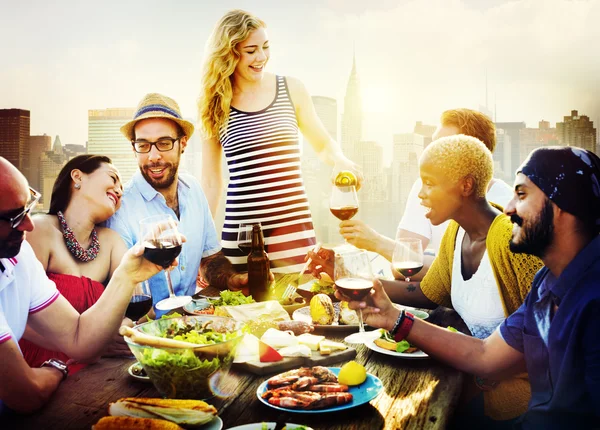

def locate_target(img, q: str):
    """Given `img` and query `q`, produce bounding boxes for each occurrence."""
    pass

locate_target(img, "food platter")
[292,302,363,331]
[184,299,215,316]
[365,337,429,360]
[127,362,151,382]
[256,367,383,414]
[227,423,312,430]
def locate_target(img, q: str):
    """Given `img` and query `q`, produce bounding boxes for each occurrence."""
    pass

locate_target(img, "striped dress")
[219,75,317,273]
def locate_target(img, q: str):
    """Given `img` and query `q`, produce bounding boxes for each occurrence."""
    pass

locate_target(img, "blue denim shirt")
[499,235,600,429]
[105,171,220,316]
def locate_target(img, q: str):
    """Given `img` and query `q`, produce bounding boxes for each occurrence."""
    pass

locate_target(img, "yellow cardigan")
[421,213,543,420]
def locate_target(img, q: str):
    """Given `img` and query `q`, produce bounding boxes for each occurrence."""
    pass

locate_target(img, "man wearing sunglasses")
[105,93,247,316]
[0,157,173,414]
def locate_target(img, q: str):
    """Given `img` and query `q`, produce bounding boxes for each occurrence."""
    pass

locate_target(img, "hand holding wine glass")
[334,250,377,344]
[392,239,424,282]
[139,214,190,311]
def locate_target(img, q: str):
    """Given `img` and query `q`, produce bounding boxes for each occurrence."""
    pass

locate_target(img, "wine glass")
[237,222,260,256]
[125,281,153,322]
[330,185,359,242]
[392,238,424,282]
[334,250,377,344]
[139,214,190,311]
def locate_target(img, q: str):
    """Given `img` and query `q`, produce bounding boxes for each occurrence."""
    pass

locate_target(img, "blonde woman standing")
[198,9,361,274]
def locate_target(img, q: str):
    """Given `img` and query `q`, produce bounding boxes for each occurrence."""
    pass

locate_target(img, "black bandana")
[517,146,600,232]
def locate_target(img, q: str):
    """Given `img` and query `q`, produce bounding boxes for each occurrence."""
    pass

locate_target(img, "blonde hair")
[440,108,496,152]
[421,134,493,198]
[198,10,266,138]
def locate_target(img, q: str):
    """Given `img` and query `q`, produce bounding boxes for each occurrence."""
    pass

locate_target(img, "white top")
[397,178,514,253]
[450,228,505,339]
[0,241,59,414]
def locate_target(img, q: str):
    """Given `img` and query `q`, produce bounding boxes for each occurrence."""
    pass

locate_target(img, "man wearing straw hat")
[106,93,246,315]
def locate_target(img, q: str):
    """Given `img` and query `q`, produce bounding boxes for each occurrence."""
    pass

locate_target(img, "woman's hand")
[339,220,381,251]
[336,279,399,332]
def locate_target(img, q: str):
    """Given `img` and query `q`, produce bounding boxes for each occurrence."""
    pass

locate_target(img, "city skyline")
[2,0,599,155]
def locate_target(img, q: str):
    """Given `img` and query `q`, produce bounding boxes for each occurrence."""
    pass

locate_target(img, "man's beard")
[509,198,554,258]
[0,230,25,258]
[141,160,179,190]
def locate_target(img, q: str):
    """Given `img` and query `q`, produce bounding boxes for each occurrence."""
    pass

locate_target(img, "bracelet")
[393,311,415,342]
[390,310,406,336]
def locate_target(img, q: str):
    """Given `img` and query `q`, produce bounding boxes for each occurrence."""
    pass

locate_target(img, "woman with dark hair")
[19,154,128,370]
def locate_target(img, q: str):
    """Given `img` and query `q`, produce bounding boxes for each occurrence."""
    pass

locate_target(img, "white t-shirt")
[0,241,59,348]
[397,178,513,253]
[0,241,58,414]
[450,227,505,339]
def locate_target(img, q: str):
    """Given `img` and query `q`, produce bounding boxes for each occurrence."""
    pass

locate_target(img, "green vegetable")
[160,312,183,319]
[447,326,459,333]
[209,290,255,307]
[262,424,268,430]
[310,282,335,295]
[395,340,411,353]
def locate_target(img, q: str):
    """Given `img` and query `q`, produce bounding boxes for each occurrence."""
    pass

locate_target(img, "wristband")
[41,358,69,381]
[390,309,406,336]
[393,311,415,342]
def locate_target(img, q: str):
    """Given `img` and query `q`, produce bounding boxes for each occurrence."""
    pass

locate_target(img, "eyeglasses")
[0,187,41,229]
[132,137,181,153]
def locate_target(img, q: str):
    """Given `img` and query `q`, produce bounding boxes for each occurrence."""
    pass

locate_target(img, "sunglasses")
[0,187,42,229]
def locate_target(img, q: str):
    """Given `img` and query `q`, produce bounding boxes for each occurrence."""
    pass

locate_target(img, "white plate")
[127,362,151,382]
[391,304,429,320]
[227,423,311,430]
[202,416,223,430]
[365,335,429,359]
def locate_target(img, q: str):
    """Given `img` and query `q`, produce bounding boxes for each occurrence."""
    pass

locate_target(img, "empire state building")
[341,54,363,163]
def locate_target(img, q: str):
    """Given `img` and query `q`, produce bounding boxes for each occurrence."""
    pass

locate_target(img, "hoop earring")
[74,183,81,189]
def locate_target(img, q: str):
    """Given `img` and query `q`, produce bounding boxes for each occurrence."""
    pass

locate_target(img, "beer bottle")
[247,224,271,301]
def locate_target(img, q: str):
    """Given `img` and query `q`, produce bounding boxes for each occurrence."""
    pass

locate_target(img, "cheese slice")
[278,344,312,358]
[319,339,347,353]
[297,333,325,351]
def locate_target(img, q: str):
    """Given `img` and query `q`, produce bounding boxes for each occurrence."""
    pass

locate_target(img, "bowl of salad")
[125,315,245,400]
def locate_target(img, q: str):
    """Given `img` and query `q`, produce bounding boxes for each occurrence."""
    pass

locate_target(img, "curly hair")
[421,134,493,198]
[198,10,266,138]
[440,108,496,152]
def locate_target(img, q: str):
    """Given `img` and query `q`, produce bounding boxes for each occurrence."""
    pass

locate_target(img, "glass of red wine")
[125,281,153,322]
[334,250,376,344]
[392,238,424,282]
[139,214,190,311]
[237,222,260,257]
[330,185,359,243]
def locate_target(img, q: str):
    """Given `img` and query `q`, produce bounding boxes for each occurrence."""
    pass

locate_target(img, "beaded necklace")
[57,211,100,262]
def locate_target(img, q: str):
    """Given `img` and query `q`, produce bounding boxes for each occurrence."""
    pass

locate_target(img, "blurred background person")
[340,108,512,281]
[198,9,362,274]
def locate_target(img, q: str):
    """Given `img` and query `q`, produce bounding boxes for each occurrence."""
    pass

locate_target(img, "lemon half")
[338,360,367,386]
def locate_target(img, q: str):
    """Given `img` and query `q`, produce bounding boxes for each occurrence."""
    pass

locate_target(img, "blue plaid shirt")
[105,171,220,316]
[499,235,600,428]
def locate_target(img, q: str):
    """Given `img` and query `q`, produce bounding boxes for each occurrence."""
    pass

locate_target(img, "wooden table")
[2,308,466,430]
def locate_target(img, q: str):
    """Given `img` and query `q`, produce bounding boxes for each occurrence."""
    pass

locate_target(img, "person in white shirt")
[0,157,172,415]
[338,108,512,281]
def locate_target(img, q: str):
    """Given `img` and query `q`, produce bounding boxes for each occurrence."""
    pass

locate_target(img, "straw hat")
[120,93,195,141]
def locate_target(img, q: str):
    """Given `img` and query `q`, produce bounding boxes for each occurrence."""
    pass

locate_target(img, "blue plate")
[256,367,383,414]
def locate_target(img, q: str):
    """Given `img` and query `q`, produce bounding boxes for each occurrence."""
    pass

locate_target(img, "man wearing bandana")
[341,146,600,428]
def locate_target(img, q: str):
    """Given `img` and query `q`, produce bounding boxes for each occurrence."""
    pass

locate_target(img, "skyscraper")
[88,108,136,183]
[341,55,362,163]
[556,110,597,153]
[391,133,424,210]
[301,96,339,243]
[519,120,558,162]
[414,121,437,148]
[495,121,526,177]
[28,134,52,191]
[0,109,30,178]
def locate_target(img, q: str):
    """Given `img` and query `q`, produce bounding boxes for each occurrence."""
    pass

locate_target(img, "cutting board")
[234,346,357,376]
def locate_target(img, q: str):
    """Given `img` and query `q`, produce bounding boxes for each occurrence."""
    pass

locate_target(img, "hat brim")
[120,112,195,141]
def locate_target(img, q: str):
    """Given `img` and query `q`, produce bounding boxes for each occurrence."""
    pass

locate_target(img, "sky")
[1,0,599,155]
